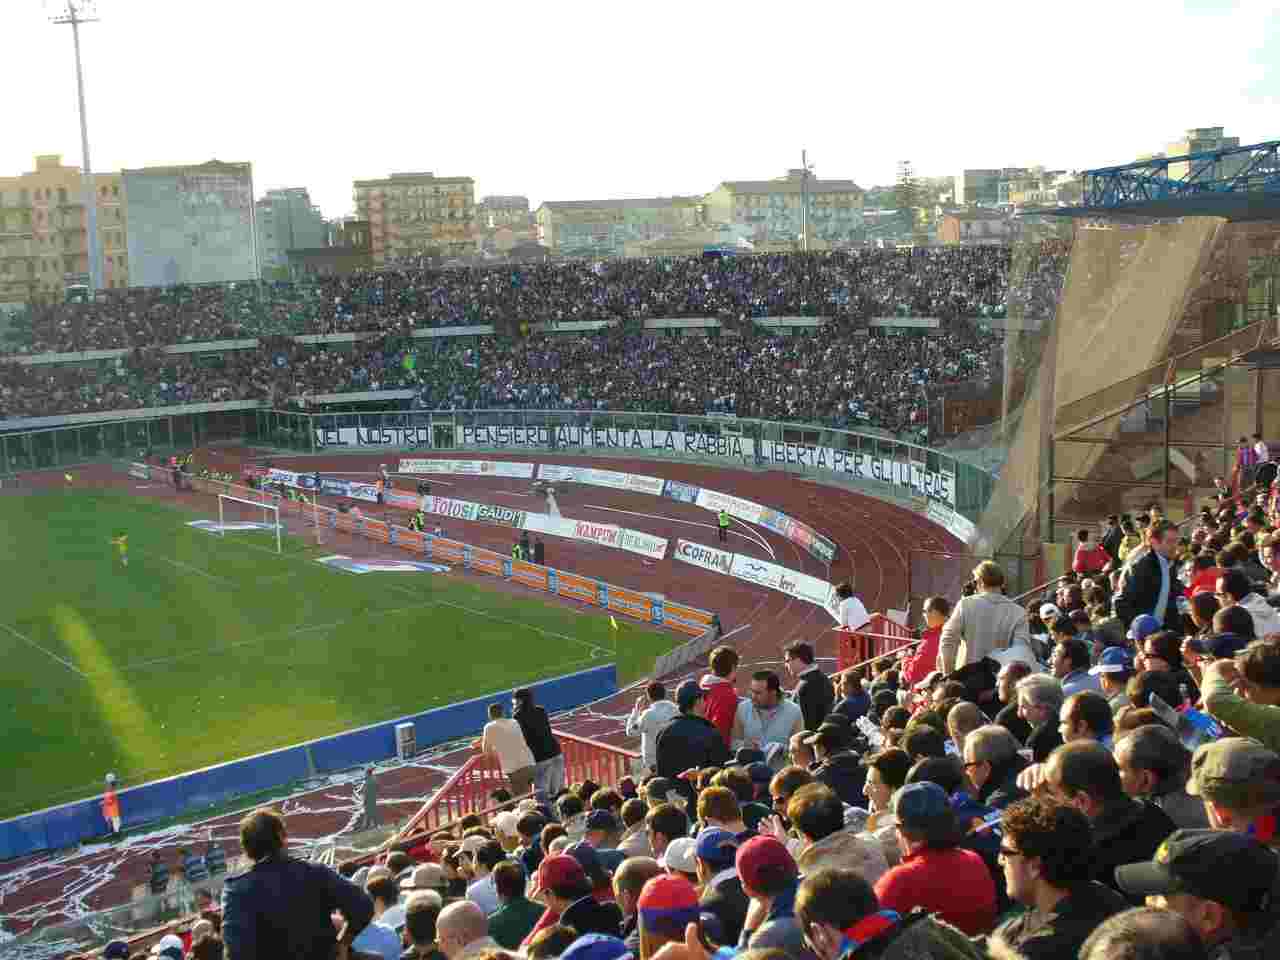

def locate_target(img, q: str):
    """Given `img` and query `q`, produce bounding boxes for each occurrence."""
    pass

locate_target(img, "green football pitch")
[0,489,678,819]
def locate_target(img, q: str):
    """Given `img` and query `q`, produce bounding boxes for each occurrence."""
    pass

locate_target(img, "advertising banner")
[511,561,549,590]
[557,571,598,605]
[385,490,423,511]
[608,586,652,621]
[398,459,535,479]
[662,479,701,504]
[926,502,979,546]
[695,488,766,525]
[673,539,735,576]
[470,549,504,576]
[757,441,956,507]
[463,425,754,460]
[474,503,527,528]
[429,538,466,564]
[128,462,151,480]
[346,482,380,503]
[422,496,479,521]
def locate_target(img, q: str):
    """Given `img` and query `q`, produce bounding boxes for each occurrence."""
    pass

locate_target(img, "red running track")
[0,450,962,948]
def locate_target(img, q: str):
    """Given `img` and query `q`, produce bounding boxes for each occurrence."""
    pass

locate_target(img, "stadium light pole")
[799,149,813,254]
[50,0,102,297]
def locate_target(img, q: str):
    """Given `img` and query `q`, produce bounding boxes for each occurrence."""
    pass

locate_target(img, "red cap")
[735,835,797,892]
[536,853,587,892]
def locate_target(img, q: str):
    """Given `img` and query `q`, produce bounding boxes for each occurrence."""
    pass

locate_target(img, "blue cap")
[695,827,739,868]
[892,781,950,826]
[103,942,130,960]
[560,933,633,960]
[565,840,605,880]
[1128,614,1161,642]
[948,790,996,828]
[676,679,704,711]
[1090,646,1135,675]
[1188,632,1250,660]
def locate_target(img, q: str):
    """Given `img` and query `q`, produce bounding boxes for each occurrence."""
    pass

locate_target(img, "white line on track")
[0,622,87,677]
[720,623,751,641]
[728,516,774,559]
[581,504,775,559]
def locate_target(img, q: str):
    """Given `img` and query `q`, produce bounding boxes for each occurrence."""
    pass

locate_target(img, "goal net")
[218,494,282,554]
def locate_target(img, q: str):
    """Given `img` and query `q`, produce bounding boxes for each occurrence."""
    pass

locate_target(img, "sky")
[3,0,1277,220]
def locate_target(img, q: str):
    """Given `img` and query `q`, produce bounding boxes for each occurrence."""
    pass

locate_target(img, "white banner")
[926,502,979,546]
[463,426,754,460]
[756,441,956,507]
[316,426,432,447]
[537,463,666,497]
[398,458,535,479]
[569,518,668,560]
[695,488,766,525]
[672,541,840,623]
[128,462,151,480]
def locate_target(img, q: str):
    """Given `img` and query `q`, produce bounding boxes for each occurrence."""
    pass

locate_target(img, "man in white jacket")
[937,560,1031,676]
[626,681,679,775]
[1218,569,1280,639]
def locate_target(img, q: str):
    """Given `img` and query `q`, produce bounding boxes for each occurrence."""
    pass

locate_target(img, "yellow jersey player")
[111,533,128,567]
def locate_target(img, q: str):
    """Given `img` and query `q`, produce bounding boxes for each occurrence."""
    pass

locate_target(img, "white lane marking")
[580,504,775,558]
[720,623,752,641]
[0,622,87,678]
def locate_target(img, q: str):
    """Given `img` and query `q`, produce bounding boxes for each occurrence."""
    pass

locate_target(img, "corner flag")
[64,473,73,484]
[610,616,619,631]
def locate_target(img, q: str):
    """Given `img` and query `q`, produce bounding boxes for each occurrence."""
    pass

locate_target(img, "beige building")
[477,195,530,229]
[0,154,127,303]
[703,170,864,246]
[535,198,702,255]
[353,171,477,262]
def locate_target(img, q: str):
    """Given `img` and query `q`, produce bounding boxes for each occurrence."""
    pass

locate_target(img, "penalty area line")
[0,622,87,678]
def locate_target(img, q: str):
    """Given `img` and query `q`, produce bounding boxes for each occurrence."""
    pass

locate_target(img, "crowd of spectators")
[91,476,1280,960]
[4,246,1066,355]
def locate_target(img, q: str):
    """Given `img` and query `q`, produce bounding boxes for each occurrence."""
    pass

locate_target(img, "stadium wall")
[0,663,615,860]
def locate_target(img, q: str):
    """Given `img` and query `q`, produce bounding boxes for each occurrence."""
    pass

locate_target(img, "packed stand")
[111,492,1280,960]
[4,246,1066,355]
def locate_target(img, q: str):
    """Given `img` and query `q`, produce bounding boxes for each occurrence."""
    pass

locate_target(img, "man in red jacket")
[700,646,740,747]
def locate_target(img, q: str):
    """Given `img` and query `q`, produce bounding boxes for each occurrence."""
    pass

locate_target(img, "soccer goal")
[218,494,282,554]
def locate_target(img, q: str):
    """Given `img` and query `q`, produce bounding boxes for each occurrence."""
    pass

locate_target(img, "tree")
[895,160,921,231]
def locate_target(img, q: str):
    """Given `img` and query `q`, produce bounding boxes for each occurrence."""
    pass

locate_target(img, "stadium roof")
[1034,192,1280,222]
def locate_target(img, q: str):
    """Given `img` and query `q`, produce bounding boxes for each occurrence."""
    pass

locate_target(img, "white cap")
[1039,603,1061,622]
[660,836,698,874]
[152,934,184,954]
[494,811,519,837]
[460,834,489,855]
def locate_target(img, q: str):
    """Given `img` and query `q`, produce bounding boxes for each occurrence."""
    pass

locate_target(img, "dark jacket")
[1101,525,1123,561]
[794,667,835,731]
[832,691,871,724]
[513,702,561,762]
[813,751,868,808]
[1114,552,1185,632]
[977,754,1029,811]
[222,855,374,960]
[701,874,749,947]
[1091,798,1176,897]
[991,881,1130,960]
[488,896,545,950]
[656,713,730,784]
[560,895,622,938]
[994,702,1033,744]
[1026,720,1064,765]
[835,909,982,960]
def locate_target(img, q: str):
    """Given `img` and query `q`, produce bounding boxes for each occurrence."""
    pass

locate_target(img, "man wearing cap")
[1202,641,1280,753]
[222,808,374,960]
[533,854,622,940]
[731,670,803,767]
[1186,737,1280,846]
[987,796,1128,960]
[789,783,888,886]
[1092,646,1136,715]
[655,680,730,797]
[873,781,996,936]
[1116,830,1280,958]
[583,810,627,874]
[695,827,748,946]
[613,857,662,952]
[659,836,699,883]
[805,724,867,808]
[150,934,184,960]
[487,861,542,949]
[626,681,679,776]
[637,873,703,958]
[402,863,447,897]
[1114,726,1208,830]
[1115,521,1185,633]
[102,941,130,960]
[734,834,808,954]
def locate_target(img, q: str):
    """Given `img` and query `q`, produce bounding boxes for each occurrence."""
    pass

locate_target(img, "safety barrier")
[187,473,717,637]
[0,664,615,861]
[835,614,917,672]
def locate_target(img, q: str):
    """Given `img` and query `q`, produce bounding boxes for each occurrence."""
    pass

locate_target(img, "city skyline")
[2,0,1276,220]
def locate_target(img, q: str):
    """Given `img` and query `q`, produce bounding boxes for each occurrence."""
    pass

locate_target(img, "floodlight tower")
[50,0,102,296]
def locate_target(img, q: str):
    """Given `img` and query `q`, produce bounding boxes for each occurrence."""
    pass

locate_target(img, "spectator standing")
[1115,521,1186,633]
[101,774,121,837]
[487,861,543,949]
[149,850,170,897]
[655,681,730,794]
[359,766,379,830]
[938,561,1030,703]
[476,703,536,797]
[1074,530,1111,575]
[988,796,1128,960]
[873,782,997,936]
[626,682,679,775]
[512,688,564,801]
[785,642,834,731]
[221,808,374,960]
[795,867,983,960]
[700,646,741,747]
[718,509,730,543]
[731,670,803,764]
[834,582,870,631]
[1102,515,1124,562]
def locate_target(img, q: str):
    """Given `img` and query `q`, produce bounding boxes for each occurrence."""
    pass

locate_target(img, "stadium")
[5,7,1280,958]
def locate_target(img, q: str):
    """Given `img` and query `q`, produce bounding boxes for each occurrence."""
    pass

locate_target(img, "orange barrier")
[835,613,916,672]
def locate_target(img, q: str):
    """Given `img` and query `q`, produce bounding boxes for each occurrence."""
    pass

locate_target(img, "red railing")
[834,613,917,673]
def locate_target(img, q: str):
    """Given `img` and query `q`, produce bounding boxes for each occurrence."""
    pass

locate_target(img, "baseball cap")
[645,777,676,801]
[892,782,950,828]
[460,834,489,855]
[1186,738,1280,809]
[675,680,704,711]
[494,810,520,837]
[560,934,633,960]
[401,863,446,890]
[694,827,739,869]
[536,853,587,893]
[1089,646,1134,676]
[1187,632,1250,660]
[103,942,130,960]
[151,935,184,957]
[637,873,701,935]
[804,723,851,753]
[585,809,621,834]
[660,836,698,874]
[746,762,774,785]
[1039,603,1061,623]
[565,841,608,881]
[1115,830,1280,913]
[1128,614,1161,642]
[735,835,796,892]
